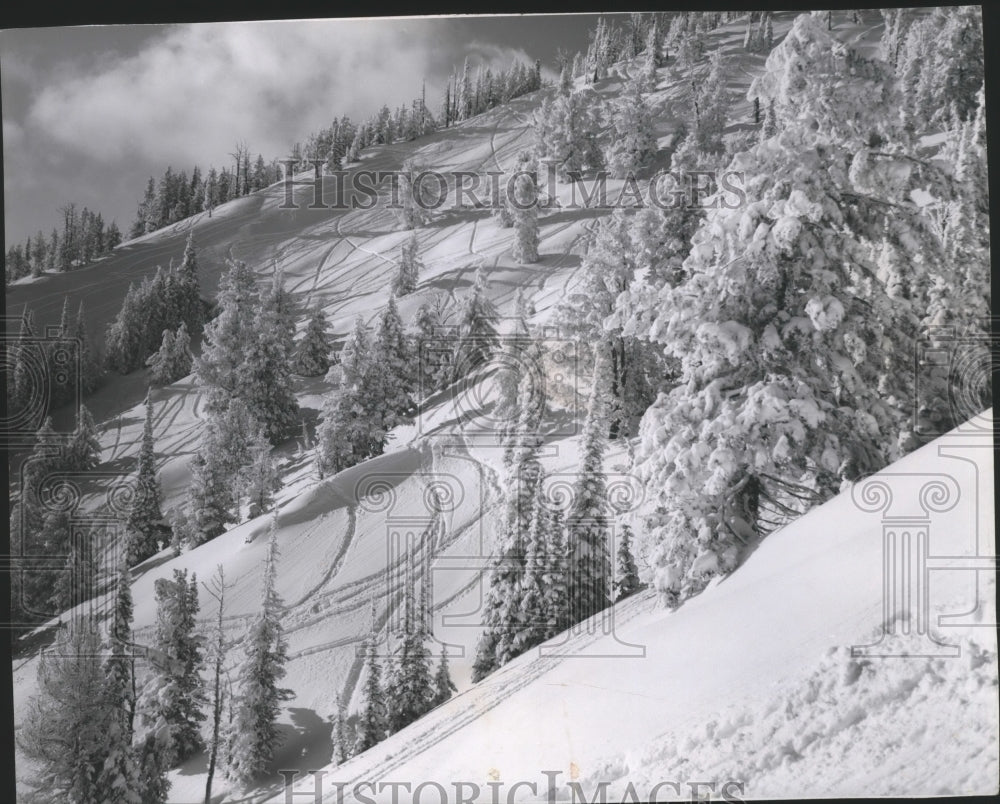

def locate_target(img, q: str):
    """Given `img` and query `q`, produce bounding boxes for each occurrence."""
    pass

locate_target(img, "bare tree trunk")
[203,566,230,804]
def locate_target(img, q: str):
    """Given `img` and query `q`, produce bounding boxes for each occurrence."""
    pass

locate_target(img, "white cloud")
[3,120,24,150]
[24,20,447,168]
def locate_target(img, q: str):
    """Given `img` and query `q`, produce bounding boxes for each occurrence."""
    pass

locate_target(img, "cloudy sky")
[2,14,600,247]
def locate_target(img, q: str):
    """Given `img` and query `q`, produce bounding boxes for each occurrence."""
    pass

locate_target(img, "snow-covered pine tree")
[354,634,387,753]
[125,393,164,566]
[17,621,116,804]
[97,565,142,803]
[69,300,102,393]
[691,47,728,156]
[132,699,173,804]
[473,352,546,677]
[68,404,102,471]
[559,61,573,95]
[632,14,942,607]
[899,7,983,128]
[241,430,279,518]
[533,88,605,181]
[146,322,193,385]
[385,568,433,733]
[294,305,332,376]
[194,257,258,404]
[186,450,235,544]
[195,258,299,444]
[490,168,515,228]
[261,265,298,362]
[150,569,207,762]
[315,317,386,475]
[104,281,145,374]
[541,505,570,639]
[176,232,204,336]
[564,350,613,625]
[511,152,540,264]
[431,646,457,707]
[331,693,350,765]
[372,293,417,427]
[412,292,451,395]
[49,514,97,612]
[453,269,500,381]
[612,522,641,601]
[512,479,550,654]
[605,78,657,178]
[391,232,422,296]
[641,27,659,92]
[557,207,648,437]
[396,158,430,230]
[225,515,292,788]
[494,290,532,455]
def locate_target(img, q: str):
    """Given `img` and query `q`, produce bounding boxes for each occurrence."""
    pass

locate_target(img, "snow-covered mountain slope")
[11,9,994,804]
[270,415,995,803]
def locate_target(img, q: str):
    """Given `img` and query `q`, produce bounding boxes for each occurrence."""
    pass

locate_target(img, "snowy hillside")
[272,413,997,802]
[8,8,995,804]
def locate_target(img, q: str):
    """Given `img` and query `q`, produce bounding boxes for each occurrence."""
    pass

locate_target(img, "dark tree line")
[130,149,284,238]
[6,203,122,284]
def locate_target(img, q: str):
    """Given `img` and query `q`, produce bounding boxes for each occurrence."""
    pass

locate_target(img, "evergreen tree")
[453,270,500,379]
[431,646,457,707]
[49,516,97,613]
[371,293,416,429]
[261,265,298,361]
[612,523,641,601]
[632,15,936,607]
[225,516,292,788]
[186,450,235,544]
[150,569,207,762]
[605,79,657,178]
[641,26,660,91]
[241,430,279,517]
[559,61,573,95]
[331,694,350,765]
[691,48,728,155]
[146,322,193,386]
[17,622,116,804]
[557,208,641,437]
[294,306,332,376]
[195,258,299,443]
[68,404,102,471]
[391,232,422,296]
[513,481,551,654]
[104,282,145,374]
[316,319,377,476]
[176,234,204,335]
[541,507,570,639]
[354,634,387,753]
[534,88,605,181]
[412,293,451,394]
[385,570,433,733]
[396,158,430,230]
[564,350,613,625]
[125,394,164,566]
[511,153,540,264]
[491,172,515,228]
[70,300,102,393]
[97,565,141,803]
